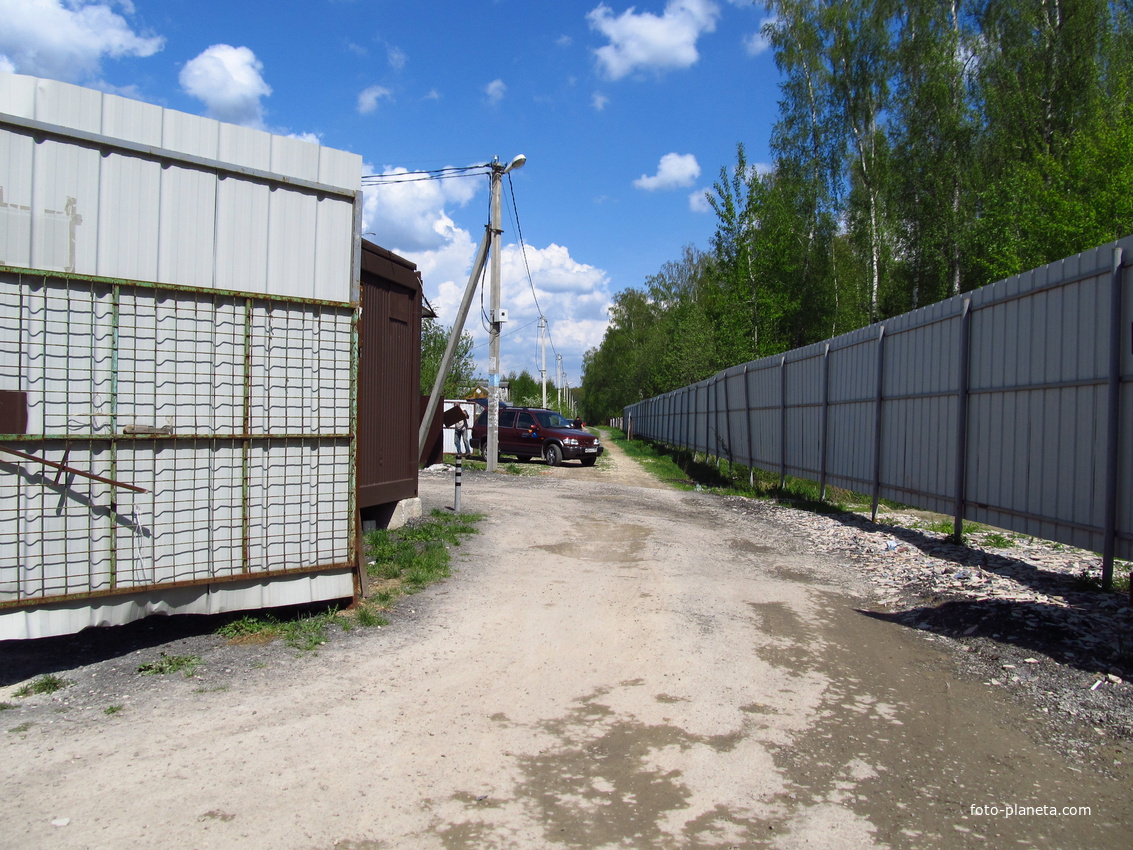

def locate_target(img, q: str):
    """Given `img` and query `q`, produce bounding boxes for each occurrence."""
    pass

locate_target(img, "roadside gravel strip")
[725,496,1133,754]
[1,437,1130,849]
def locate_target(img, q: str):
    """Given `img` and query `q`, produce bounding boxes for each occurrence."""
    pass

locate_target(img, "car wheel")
[580,456,596,467]
[544,443,563,467]
[515,454,532,462]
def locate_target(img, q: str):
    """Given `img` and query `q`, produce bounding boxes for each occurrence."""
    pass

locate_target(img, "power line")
[504,173,562,364]
[361,164,490,185]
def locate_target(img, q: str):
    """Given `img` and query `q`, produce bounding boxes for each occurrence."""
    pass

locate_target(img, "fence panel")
[626,236,1133,568]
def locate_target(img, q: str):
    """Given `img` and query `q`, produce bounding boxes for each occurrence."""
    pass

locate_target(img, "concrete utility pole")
[417,154,524,465]
[486,154,525,473]
[556,354,563,410]
[539,316,547,409]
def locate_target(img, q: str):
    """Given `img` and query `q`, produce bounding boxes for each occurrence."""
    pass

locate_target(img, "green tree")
[420,317,475,398]
[969,0,1133,282]
[888,0,977,308]
[507,370,541,406]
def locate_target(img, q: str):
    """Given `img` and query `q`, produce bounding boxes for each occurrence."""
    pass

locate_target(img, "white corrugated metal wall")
[626,236,1132,568]
[0,73,363,639]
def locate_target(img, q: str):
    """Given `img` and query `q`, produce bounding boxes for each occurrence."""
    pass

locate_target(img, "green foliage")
[981,532,1014,549]
[104,705,124,715]
[14,675,70,697]
[581,0,1133,423]
[355,606,389,628]
[216,608,339,651]
[507,370,543,406]
[365,509,482,603]
[421,317,476,398]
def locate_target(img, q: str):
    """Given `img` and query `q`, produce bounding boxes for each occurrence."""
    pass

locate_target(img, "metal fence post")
[871,325,887,522]
[820,343,830,501]
[1103,247,1125,590]
[742,365,754,486]
[952,298,973,541]
[779,355,788,491]
[723,370,733,477]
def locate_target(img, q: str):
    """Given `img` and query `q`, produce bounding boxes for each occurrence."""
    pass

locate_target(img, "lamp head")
[504,154,527,173]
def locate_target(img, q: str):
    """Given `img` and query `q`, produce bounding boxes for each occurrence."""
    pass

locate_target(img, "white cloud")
[0,0,163,83]
[179,44,271,129]
[587,0,719,80]
[591,92,609,111]
[744,17,776,56]
[287,131,321,145]
[556,35,573,48]
[360,164,611,380]
[387,45,407,71]
[485,78,507,104]
[357,84,392,114]
[0,55,16,74]
[634,152,701,191]
[361,164,482,254]
[688,188,711,213]
[489,243,611,379]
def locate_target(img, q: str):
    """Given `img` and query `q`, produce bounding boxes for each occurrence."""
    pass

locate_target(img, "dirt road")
[1,438,1130,848]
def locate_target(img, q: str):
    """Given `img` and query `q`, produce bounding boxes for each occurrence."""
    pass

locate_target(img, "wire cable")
[504,173,563,363]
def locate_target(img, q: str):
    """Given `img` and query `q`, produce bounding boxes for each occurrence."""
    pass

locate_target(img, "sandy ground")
[1,439,1130,849]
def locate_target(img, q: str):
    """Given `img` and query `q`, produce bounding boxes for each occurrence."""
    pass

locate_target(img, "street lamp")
[486,154,526,472]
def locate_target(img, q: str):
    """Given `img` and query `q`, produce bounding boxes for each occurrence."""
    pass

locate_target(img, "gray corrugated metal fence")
[625,236,1132,576]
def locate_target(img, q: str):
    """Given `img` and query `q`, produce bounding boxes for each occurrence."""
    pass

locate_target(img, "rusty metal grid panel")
[0,270,355,634]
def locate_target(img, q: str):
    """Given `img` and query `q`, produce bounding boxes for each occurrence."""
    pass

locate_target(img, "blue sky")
[0,0,782,386]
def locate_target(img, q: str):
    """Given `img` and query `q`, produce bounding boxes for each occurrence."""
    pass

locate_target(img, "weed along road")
[2,440,1130,848]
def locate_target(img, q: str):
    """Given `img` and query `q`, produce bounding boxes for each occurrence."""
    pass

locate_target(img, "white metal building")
[0,72,366,640]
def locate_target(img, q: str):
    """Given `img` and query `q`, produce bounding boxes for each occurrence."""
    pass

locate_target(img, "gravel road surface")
[1,438,1130,848]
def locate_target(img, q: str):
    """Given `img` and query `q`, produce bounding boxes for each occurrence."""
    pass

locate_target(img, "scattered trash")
[884,539,898,551]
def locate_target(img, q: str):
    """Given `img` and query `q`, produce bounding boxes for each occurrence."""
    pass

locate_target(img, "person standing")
[452,406,471,455]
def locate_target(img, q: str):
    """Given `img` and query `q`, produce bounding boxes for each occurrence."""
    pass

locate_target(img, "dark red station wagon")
[470,406,603,466]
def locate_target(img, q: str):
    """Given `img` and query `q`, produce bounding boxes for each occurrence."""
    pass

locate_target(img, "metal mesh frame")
[0,268,356,609]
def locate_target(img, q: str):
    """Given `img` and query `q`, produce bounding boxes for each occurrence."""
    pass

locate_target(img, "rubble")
[723,495,1133,753]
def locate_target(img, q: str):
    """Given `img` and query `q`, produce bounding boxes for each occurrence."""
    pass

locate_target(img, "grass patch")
[7,722,32,734]
[104,704,124,715]
[364,509,482,609]
[604,428,855,513]
[1074,565,1133,594]
[215,608,339,651]
[14,674,70,698]
[981,531,1015,548]
[355,606,389,628]
[0,702,15,711]
[137,652,200,677]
